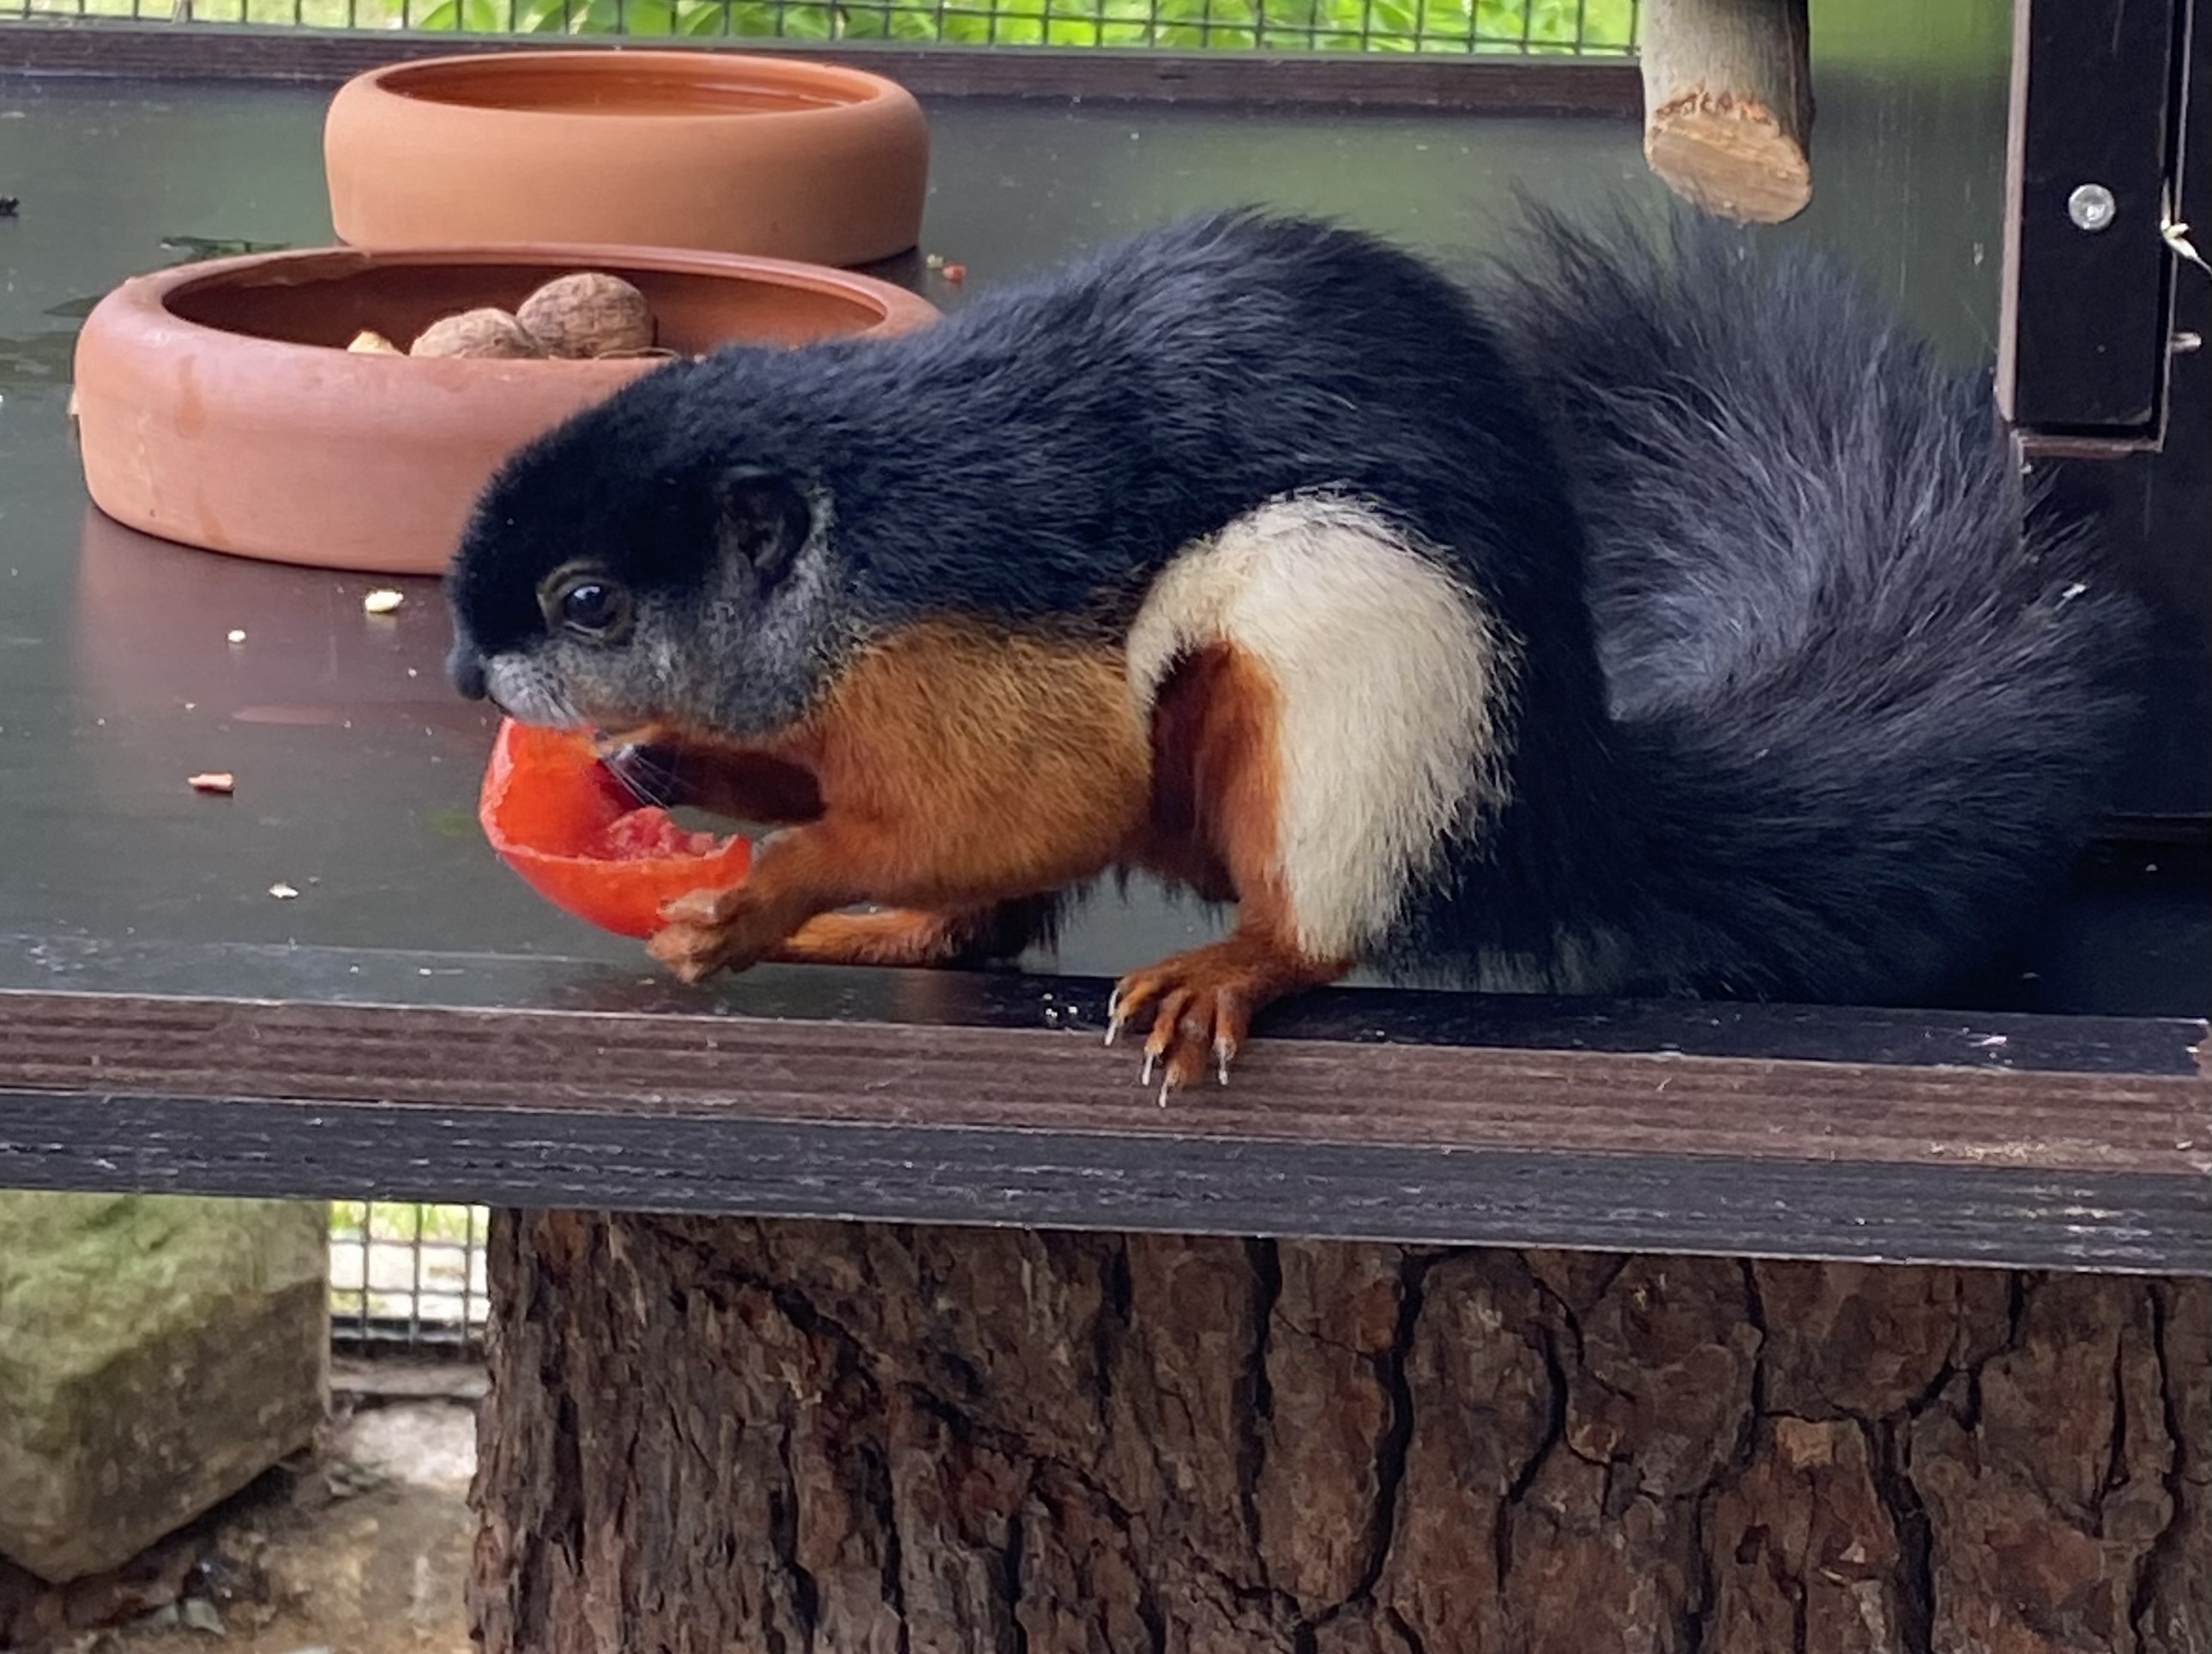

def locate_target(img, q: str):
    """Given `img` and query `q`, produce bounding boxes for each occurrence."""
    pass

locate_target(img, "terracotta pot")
[324,50,931,269]
[73,244,938,577]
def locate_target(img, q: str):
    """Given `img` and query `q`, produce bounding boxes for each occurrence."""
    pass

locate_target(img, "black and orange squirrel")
[444,201,2143,1094]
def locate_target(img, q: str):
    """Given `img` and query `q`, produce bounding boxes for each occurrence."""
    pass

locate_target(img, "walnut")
[409,308,547,359]
[515,272,656,359]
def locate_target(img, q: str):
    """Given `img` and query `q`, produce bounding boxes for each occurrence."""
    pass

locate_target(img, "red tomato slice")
[477,717,752,939]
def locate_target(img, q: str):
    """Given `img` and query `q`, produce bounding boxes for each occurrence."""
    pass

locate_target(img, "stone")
[0,1192,328,1582]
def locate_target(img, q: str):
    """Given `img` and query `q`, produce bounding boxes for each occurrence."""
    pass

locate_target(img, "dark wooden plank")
[0,21,1646,114]
[1,986,2205,1273]
[1998,0,2184,434]
[2,989,2205,1175]
[4,934,2204,1076]
[0,1089,2201,1273]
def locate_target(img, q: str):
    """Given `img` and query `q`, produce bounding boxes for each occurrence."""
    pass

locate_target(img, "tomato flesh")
[476,718,752,939]
[597,808,726,861]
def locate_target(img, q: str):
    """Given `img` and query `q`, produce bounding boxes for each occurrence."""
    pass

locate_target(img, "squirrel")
[444,200,2143,1096]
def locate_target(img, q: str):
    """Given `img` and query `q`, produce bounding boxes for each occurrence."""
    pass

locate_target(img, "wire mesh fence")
[5,0,1637,54]
[328,1200,490,1352]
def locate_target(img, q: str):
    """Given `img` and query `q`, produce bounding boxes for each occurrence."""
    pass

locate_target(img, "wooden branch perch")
[1640,0,1815,224]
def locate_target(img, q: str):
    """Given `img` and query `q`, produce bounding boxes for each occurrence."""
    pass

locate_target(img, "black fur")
[1451,202,2144,1000]
[447,201,2143,1006]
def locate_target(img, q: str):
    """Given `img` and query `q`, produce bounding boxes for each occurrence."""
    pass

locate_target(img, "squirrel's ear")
[714,468,813,584]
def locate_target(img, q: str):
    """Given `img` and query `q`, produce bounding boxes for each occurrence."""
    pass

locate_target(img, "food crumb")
[942,263,967,285]
[268,881,299,900]
[925,252,945,270]
[363,588,405,615]
[188,771,235,795]
[226,628,247,644]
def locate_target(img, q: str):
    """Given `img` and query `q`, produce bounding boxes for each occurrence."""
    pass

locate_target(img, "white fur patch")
[1125,493,1517,963]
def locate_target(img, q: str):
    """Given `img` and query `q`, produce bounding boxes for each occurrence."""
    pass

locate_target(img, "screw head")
[2068,184,2118,232]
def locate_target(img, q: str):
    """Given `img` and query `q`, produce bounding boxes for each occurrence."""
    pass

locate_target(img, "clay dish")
[73,243,937,576]
[325,50,931,269]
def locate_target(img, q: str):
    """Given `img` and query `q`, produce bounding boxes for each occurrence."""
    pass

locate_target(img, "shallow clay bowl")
[325,50,930,269]
[73,243,938,576]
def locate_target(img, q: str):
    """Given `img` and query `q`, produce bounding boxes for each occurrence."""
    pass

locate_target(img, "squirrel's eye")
[547,576,631,640]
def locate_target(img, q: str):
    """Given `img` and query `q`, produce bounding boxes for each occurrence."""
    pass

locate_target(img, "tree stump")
[470,1211,2209,1653]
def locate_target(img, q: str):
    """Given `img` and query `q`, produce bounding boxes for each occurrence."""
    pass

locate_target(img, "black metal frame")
[1999,0,2193,441]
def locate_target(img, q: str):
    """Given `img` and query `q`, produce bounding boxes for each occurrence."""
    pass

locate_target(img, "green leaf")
[714,0,781,32]
[416,0,510,27]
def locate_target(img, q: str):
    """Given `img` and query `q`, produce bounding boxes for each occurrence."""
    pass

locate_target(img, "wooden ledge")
[1,938,2203,1275]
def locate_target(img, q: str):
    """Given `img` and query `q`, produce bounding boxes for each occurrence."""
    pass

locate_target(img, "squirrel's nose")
[448,643,489,702]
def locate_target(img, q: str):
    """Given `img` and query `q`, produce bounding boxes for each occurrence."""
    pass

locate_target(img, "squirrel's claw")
[1109,953,1262,1099]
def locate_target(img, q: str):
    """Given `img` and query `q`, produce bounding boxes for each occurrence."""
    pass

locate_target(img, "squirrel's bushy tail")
[1482,200,2144,1002]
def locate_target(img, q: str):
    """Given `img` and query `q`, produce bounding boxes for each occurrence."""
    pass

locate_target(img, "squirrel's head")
[444,361,846,743]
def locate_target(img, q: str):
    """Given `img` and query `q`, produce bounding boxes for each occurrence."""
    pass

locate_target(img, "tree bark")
[470,1212,2209,1654]
[1639,0,1815,223]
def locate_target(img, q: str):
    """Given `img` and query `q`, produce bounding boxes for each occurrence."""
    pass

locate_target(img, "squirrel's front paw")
[647,886,781,982]
[1106,936,1344,1102]
[1106,946,1266,1102]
